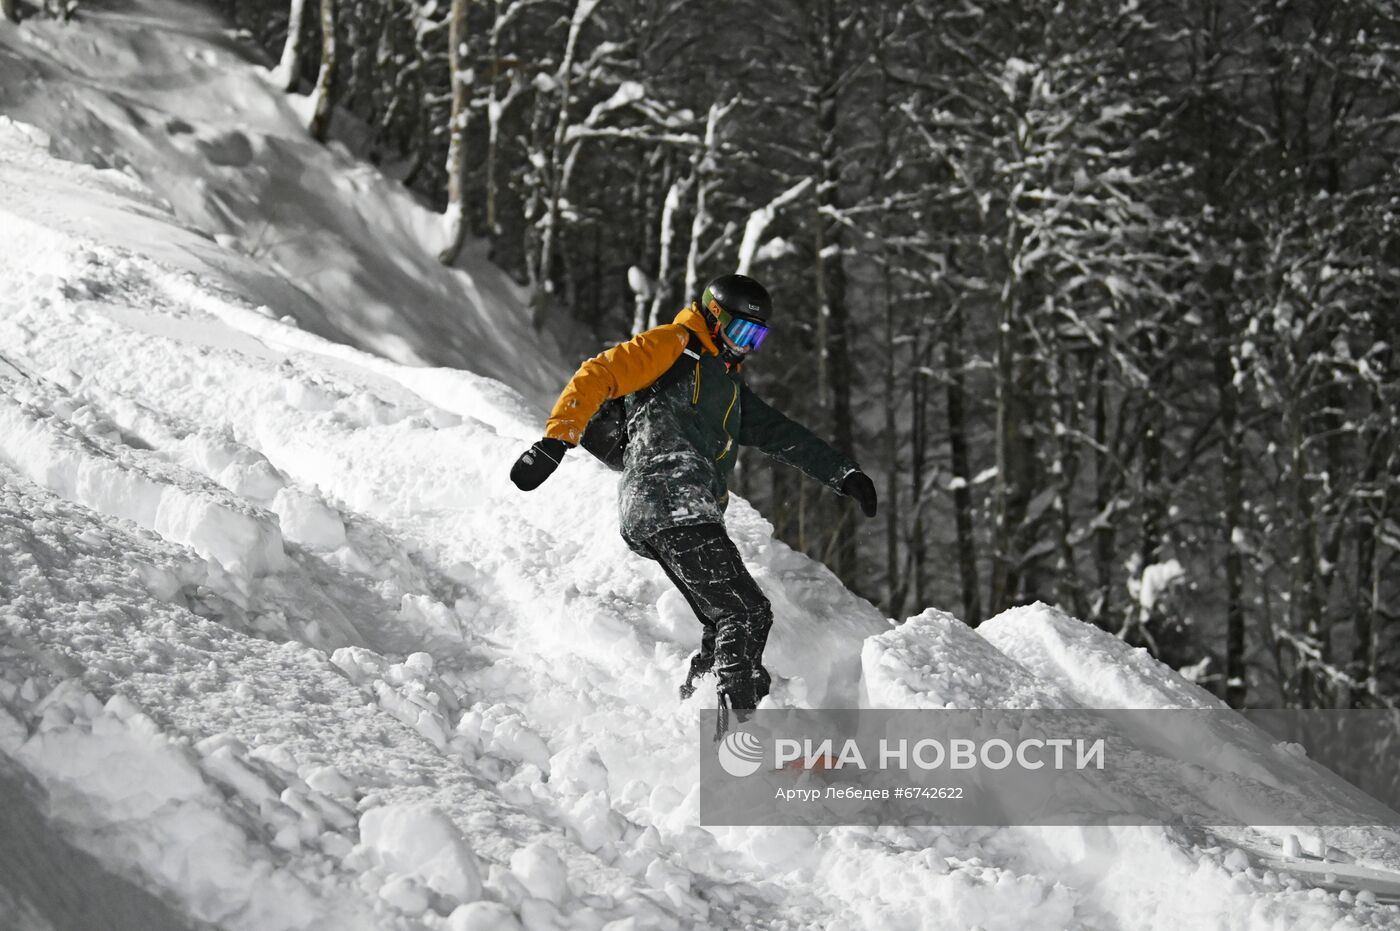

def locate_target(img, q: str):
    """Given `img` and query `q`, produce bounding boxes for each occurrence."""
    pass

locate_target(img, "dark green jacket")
[582,306,859,554]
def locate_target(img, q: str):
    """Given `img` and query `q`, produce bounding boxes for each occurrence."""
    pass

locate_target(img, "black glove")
[841,470,878,518]
[510,438,570,491]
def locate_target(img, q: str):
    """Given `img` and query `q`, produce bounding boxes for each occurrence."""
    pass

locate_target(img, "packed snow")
[3,3,1400,930]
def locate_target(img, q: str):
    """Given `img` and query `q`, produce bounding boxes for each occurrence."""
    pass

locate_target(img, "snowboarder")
[510,274,877,731]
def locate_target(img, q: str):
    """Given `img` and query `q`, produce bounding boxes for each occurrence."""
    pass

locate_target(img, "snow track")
[0,380,289,577]
[2,6,1400,928]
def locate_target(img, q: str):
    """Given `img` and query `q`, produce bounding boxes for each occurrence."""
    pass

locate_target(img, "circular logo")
[717,729,765,778]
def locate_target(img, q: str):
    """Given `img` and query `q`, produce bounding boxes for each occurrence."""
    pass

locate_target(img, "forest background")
[18,0,1396,713]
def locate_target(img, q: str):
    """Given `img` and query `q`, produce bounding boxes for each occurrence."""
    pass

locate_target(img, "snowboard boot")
[714,676,761,741]
[679,649,715,700]
[681,654,764,704]
[752,662,771,703]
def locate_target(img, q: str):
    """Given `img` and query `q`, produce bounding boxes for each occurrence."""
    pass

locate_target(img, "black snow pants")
[643,523,773,710]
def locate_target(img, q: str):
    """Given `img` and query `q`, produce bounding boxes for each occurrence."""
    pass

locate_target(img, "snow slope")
[3,4,1400,930]
[0,0,569,409]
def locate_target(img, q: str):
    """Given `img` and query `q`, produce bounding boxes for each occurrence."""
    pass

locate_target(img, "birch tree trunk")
[909,353,930,611]
[1139,388,1165,623]
[273,0,310,91]
[438,0,471,264]
[989,264,1024,613]
[1209,280,1247,708]
[811,1,856,580]
[307,0,338,143]
[481,9,528,238]
[1091,358,1116,627]
[1353,478,1378,707]
[879,259,899,615]
[647,174,687,327]
[1352,328,1393,706]
[485,74,502,236]
[944,299,982,625]
[532,0,598,323]
[484,0,510,237]
[683,101,732,301]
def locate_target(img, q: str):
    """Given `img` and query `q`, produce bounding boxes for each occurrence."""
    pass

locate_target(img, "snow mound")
[979,602,1400,868]
[357,803,484,907]
[855,605,1400,928]
[863,607,1077,709]
[979,601,1224,710]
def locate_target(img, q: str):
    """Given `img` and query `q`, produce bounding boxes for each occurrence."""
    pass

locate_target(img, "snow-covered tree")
[524,0,600,322]
[895,0,1196,621]
[481,0,544,238]
[438,0,472,264]
[271,0,309,90]
[307,0,338,141]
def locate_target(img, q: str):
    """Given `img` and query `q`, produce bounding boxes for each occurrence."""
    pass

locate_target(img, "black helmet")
[701,274,771,324]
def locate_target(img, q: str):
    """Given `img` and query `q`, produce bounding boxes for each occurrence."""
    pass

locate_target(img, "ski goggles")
[715,307,770,352]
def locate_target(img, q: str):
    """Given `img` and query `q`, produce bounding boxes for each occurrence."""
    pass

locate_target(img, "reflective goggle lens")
[719,310,769,351]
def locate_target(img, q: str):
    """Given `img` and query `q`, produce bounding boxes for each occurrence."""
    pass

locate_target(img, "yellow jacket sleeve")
[545,324,691,444]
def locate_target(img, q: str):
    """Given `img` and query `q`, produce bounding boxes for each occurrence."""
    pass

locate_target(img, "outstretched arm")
[736,384,859,492]
[544,325,690,445]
